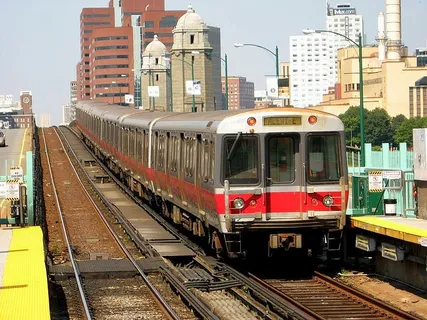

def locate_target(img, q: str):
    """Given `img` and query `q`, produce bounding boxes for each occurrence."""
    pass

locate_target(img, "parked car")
[0,131,6,147]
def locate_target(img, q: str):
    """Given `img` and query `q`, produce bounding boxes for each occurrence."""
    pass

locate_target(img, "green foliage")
[365,108,393,146]
[339,106,361,146]
[394,117,427,146]
[339,107,424,147]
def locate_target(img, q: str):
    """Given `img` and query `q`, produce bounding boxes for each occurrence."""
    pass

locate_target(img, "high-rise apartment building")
[289,3,363,108]
[222,77,255,109]
[289,33,331,107]
[326,3,364,84]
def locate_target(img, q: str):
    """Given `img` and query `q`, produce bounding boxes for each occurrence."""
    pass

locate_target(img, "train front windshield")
[224,135,259,185]
[307,134,341,183]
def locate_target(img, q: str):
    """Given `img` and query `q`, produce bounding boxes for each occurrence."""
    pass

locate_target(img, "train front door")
[265,134,302,218]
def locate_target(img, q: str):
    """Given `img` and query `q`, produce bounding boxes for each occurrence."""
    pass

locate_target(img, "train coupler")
[269,233,302,251]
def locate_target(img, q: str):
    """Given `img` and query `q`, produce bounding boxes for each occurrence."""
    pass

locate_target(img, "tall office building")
[78,7,114,101]
[326,3,364,84]
[290,33,331,107]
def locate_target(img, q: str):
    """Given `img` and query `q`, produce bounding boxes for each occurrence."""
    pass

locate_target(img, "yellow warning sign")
[368,171,383,192]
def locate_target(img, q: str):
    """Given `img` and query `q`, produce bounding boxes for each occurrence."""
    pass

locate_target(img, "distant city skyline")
[1,0,426,124]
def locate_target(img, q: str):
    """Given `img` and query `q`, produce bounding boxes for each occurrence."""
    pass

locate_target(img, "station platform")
[351,215,427,247]
[0,226,50,319]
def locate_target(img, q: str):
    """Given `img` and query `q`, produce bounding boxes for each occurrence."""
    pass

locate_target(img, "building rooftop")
[143,35,168,56]
[175,4,205,30]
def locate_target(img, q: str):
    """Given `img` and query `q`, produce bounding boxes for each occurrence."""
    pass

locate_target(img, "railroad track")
[251,271,422,320]
[42,127,181,320]
[56,126,219,320]
[60,125,423,320]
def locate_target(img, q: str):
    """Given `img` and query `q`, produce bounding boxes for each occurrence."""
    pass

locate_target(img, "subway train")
[76,102,348,258]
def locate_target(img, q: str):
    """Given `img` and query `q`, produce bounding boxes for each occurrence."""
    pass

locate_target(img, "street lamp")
[234,43,279,78]
[303,29,365,166]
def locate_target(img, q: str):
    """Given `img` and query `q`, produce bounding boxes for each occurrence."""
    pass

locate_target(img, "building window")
[190,34,195,44]
[159,16,178,28]
[144,21,154,28]
[144,32,155,39]
[95,45,129,51]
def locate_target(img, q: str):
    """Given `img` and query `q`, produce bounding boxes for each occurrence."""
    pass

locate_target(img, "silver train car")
[76,101,348,258]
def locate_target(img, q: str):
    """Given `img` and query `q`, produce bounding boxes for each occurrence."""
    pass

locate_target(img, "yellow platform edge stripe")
[0,227,50,319]
[352,216,427,244]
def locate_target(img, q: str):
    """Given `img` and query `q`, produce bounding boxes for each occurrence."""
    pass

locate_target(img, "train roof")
[77,101,344,133]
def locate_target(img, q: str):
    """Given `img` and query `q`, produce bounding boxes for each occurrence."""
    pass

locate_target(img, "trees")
[338,106,361,146]
[365,108,394,146]
[338,107,425,147]
[394,117,427,146]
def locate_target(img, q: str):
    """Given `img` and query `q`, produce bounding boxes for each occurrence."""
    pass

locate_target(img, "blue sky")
[0,0,426,124]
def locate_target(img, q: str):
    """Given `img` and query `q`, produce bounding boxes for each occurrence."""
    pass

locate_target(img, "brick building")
[76,0,188,106]
[222,77,255,109]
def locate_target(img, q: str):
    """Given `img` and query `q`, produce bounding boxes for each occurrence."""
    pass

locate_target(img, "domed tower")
[171,4,214,112]
[141,35,171,111]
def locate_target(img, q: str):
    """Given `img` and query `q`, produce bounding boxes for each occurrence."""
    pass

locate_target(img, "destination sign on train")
[263,116,302,126]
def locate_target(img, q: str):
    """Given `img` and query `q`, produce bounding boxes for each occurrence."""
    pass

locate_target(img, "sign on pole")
[10,167,23,183]
[266,76,279,98]
[148,86,160,98]
[124,94,134,104]
[186,80,201,96]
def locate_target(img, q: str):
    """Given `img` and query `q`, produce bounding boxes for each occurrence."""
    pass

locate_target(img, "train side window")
[202,139,210,183]
[143,130,149,166]
[124,128,129,156]
[210,140,215,184]
[184,137,194,177]
[184,137,189,176]
[137,130,143,163]
[168,134,176,173]
[157,134,165,171]
[152,132,157,167]
[129,129,134,158]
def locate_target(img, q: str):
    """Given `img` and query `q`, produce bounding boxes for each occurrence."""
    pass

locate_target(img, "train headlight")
[247,117,256,126]
[322,195,334,207]
[308,115,318,125]
[233,198,245,209]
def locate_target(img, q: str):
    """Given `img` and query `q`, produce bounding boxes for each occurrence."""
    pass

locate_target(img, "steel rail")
[60,126,219,320]
[55,126,180,320]
[314,271,422,320]
[41,128,93,320]
[216,262,316,320]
